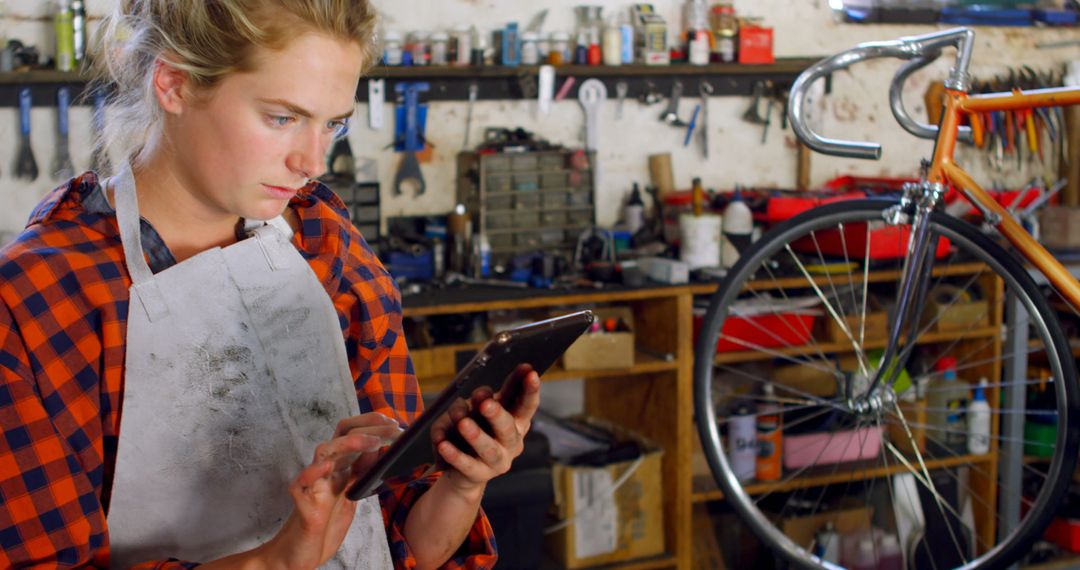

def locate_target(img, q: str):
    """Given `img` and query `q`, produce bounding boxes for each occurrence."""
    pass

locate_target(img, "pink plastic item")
[782,426,883,470]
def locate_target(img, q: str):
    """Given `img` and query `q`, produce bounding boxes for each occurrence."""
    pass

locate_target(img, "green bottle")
[55,0,75,72]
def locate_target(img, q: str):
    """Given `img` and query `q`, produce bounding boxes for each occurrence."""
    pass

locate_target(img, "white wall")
[0,0,1077,237]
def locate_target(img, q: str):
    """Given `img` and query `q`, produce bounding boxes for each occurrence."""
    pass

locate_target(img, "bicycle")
[693,28,1080,569]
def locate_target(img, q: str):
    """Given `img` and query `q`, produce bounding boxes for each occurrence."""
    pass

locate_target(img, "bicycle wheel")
[694,199,1079,569]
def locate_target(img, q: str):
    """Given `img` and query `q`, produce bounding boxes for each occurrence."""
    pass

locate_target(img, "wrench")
[463,81,477,148]
[615,80,628,119]
[53,87,74,180]
[699,81,713,159]
[659,81,685,126]
[394,82,429,196]
[578,78,607,152]
[15,88,38,181]
[89,91,112,175]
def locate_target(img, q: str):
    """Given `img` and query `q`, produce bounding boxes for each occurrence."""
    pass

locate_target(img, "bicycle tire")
[694,199,1079,569]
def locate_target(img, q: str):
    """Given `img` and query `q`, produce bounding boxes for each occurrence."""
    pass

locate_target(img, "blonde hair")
[90,0,380,170]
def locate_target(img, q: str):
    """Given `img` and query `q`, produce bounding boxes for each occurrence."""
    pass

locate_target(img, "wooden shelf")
[688,262,992,296]
[0,59,820,106]
[539,553,678,570]
[417,350,678,392]
[713,326,999,365]
[691,453,995,503]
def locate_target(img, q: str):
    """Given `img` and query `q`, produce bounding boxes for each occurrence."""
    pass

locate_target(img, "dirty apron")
[105,165,393,570]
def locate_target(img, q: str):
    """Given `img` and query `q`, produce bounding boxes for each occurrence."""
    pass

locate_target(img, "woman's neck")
[128,153,240,263]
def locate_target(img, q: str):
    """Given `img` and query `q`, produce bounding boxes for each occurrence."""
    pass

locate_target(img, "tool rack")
[0,60,819,106]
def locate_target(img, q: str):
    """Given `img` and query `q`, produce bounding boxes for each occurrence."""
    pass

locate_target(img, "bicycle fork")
[864,179,947,402]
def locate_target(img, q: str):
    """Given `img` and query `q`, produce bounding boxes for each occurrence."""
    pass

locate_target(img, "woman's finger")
[478,398,522,456]
[334,412,399,438]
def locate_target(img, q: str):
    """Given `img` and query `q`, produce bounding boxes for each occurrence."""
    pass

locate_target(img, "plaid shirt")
[0,173,496,569]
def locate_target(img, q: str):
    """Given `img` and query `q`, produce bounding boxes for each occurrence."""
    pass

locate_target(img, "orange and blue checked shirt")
[0,173,497,569]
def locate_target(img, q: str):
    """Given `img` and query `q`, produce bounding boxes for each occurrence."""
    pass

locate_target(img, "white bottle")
[624,184,645,234]
[968,379,991,455]
[602,17,622,66]
[721,196,753,269]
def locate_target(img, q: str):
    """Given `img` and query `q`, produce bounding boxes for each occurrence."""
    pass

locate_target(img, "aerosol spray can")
[728,401,757,482]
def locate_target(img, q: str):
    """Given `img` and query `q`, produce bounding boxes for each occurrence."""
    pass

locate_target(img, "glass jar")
[383,30,403,66]
[409,31,430,66]
[710,3,738,63]
[549,31,570,65]
[430,31,449,65]
[521,32,540,65]
[452,25,471,66]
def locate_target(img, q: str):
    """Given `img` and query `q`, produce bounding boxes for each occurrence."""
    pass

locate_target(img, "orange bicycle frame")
[928,86,1080,310]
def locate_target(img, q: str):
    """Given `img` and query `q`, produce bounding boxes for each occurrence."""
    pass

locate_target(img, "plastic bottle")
[71,0,86,67]
[968,378,991,455]
[812,521,840,564]
[851,537,877,570]
[55,0,75,72]
[721,195,753,269]
[383,31,404,66]
[430,32,449,65]
[685,0,710,66]
[619,12,635,64]
[755,384,782,481]
[728,401,757,482]
[602,17,622,66]
[520,32,540,65]
[549,32,570,65]
[625,184,645,234]
[927,356,968,455]
[878,533,903,570]
[452,25,472,66]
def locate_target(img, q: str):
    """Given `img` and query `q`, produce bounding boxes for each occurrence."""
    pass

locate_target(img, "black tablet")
[346,310,595,500]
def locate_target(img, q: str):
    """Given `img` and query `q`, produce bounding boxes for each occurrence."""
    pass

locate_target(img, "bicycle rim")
[694,199,1079,570]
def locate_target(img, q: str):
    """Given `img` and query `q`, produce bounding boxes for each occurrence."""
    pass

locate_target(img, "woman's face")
[166,32,363,222]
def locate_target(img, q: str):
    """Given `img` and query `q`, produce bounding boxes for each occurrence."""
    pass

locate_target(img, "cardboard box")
[547,418,665,568]
[772,363,837,398]
[1041,206,1080,250]
[738,25,774,64]
[562,307,635,370]
[411,343,483,380]
[824,311,889,343]
[921,294,989,332]
[887,399,928,454]
[633,4,670,65]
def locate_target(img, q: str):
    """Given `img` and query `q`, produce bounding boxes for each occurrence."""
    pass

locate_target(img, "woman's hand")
[434,364,542,497]
[256,412,402,570]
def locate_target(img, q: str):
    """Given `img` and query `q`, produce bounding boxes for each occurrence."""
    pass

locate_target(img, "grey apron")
[105,166,394,570]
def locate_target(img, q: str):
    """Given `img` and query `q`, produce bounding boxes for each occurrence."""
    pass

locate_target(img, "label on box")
[572,468,618,558]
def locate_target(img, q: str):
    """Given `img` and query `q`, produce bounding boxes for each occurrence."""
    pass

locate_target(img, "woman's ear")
[151,57,189,115]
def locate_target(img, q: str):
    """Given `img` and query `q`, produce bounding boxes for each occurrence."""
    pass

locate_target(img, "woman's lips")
[263,184,299,199]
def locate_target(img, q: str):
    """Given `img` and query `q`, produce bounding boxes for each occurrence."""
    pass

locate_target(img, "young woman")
[0,1,539,568]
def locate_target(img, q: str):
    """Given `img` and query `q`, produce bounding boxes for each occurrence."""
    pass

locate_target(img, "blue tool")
[393,82,430,196]
[684,103,701,147]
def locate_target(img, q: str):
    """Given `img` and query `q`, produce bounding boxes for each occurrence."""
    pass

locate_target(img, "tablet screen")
[346,310,595,500]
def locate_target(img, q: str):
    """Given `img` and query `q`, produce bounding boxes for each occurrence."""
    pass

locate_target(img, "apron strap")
[113,165,170,322]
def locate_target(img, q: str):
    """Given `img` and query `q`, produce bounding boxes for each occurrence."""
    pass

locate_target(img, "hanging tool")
[742,81,774,143]
[15,87,38,181]
[538,65,555,115]
[615,80,628,120]
[368,79,384,130]
[89,91,111,175]
[578,78,606,152]
[683,104,700,147]
[393,82,430,196]
[659,81,685,126]
[699,81,713,159]
[53,87,74,180]
[639,80,663,105]
[463,81,477,147]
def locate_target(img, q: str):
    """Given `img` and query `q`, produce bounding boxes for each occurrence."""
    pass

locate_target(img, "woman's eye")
[268,115,295,127]
[329,119,350,138]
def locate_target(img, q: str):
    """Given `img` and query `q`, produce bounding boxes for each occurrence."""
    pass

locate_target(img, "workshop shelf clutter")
[2,1,1079,569]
